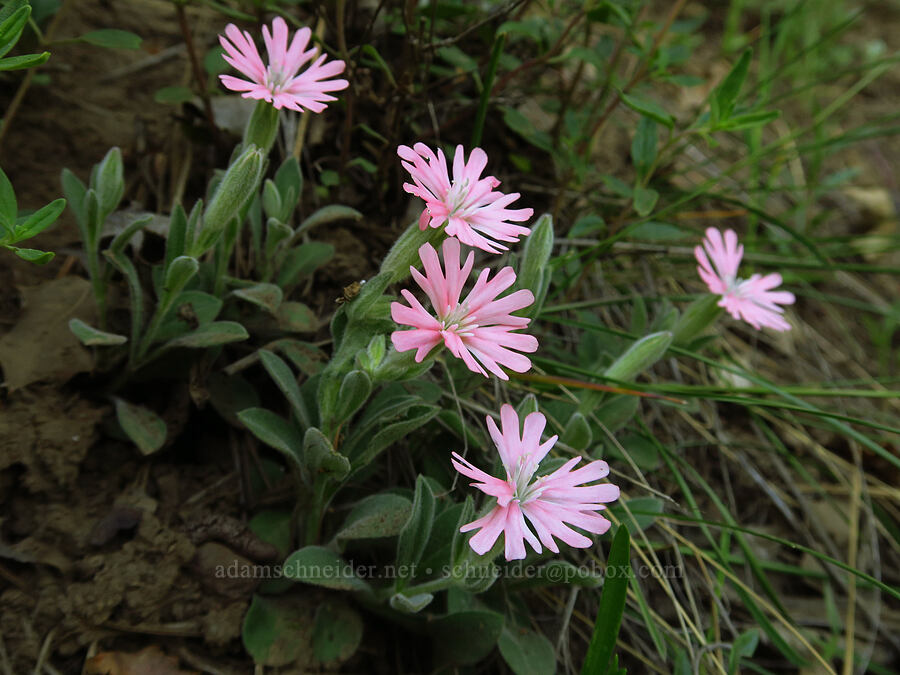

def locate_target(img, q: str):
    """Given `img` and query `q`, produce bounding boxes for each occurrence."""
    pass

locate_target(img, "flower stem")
[390,573,456,599]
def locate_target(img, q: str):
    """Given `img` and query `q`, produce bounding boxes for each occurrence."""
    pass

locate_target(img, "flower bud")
[356,334,386,374]
[604,331,673,382]
[672,294,724,346]
[517,213,552,289]
[379,221,445,284]
[191,145,265,256]
[372,346,435,383]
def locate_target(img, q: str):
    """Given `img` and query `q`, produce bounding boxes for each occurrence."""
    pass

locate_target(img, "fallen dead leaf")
[84,645,197,675]
[843,186,897,221]
[0,276,96,390]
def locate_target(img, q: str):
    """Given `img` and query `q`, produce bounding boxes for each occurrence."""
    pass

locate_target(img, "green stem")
[86,249,107,327]
[303,479,328,545]
[213,234,231,298]
[135,293,179,362]
[389,573,457,599]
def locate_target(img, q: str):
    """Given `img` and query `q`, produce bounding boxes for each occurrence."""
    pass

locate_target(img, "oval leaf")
[13,198,65,241]
[610,496,663,534]
[154,86,194,105]
[619,91,674,128]
[113,397,166,455]
[499,626,556,675]
[282,546,369,591]
[336,493,412,541]
[303,427,350,479]
[242,595,313,667]
[276,301,317,332]
[69,317,127,346]
[334,369,372,426]
[396,475,436,575]
[233,283,283,314]
[167,321,248,348]
[237,407,303,467]
[79,29,142,50]
[9,246,53,264]
[604,331,672,382]
[430,610,504,666]
[389,592,434,614]
[296,205,362,235]
[277,241,335,286]
[311,601,363,664]
[164,255,198,293]
[258,349,308,426]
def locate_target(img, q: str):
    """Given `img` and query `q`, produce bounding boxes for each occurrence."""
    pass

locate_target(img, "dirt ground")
[0,2,385,673]
[1,1,899,674]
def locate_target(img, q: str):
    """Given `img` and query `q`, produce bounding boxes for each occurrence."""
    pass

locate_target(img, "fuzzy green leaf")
[166,320,248,348]
[258,349,309,427]
[311,601,363,664]
[238,407,303,467]
[604,331,672,381]
[336,494,412,541]
[389,592,434,613]
[499,626,556,675]
[296,205,362,236]
[561,411,592,451]
[163,255,198,294]
[517,213,553,306]
[430,610,504,666]
[234,283,283,314]
[153,86,194,104]
[277,241,335,287]
[242,595,312,667]
[282,546,369,591]
[114,397,166,455]
[303,427,350,479]
[333,369,372,426]
[396,475,436,577]
[69,318,127,346]
[276,301,317,333]
[93,147,124,222]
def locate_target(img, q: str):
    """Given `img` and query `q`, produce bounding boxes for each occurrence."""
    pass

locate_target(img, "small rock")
[192,542,261,599]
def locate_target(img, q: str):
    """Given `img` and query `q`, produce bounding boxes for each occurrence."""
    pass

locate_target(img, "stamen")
[446,179,470,215]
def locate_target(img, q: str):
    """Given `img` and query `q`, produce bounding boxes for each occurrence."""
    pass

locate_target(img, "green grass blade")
[581,527,631,675]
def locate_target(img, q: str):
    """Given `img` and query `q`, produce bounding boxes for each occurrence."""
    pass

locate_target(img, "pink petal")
[464,507,507,555]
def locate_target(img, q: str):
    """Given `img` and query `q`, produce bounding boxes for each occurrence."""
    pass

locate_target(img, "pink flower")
[219,17,348,113]
[397,143,533,254]
[390,238,537,380]
[695,228,795,331]
[452,405,620,561]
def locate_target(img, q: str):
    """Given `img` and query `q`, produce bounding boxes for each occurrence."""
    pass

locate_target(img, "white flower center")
[445,179,470,215]
[439,303,474,334]
[509,456,542,503]
[265,67,288,93]
[723,274,747,299]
